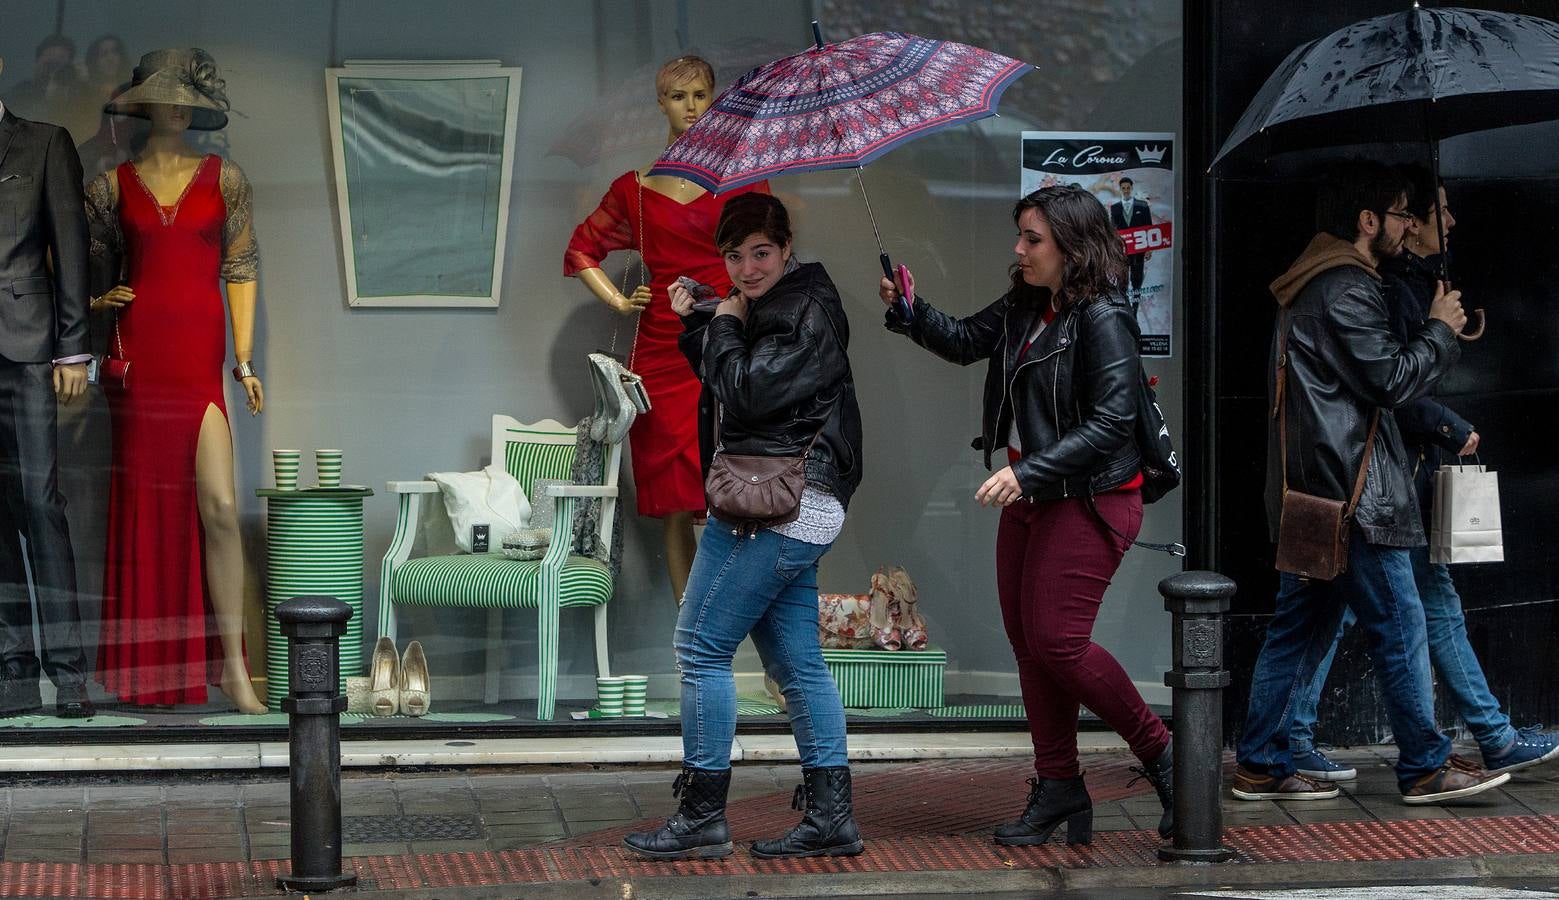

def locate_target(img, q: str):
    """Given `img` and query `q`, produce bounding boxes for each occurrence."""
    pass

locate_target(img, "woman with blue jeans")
[1287,169,1559,780]
[624,193,864,861]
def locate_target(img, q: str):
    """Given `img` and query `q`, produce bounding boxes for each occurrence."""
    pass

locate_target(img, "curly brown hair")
[1010,185,1128,308]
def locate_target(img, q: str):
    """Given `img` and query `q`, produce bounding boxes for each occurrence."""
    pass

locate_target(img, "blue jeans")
[675,519,848,771]
[1290,546,1514,755]
[1238,532,1450,789]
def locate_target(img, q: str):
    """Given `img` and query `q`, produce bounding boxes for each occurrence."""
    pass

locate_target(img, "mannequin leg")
[194,404,266,714]
[663,511,697,603]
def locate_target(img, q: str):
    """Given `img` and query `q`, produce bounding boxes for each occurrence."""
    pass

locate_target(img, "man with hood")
[1232,160,1508,805]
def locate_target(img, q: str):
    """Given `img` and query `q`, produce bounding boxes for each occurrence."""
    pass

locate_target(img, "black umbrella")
[1212,5,1559,338]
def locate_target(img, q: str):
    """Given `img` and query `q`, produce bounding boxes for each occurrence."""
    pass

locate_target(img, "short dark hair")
[1119,176,1134,188]
[1011,184,1128,306]
[1396,163,1439,221]
[715,193,792,253]
[35,33,75,59]
[1314,159,1410,242]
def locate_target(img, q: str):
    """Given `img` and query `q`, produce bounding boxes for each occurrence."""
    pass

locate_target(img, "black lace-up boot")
[622,767,733,859]
[993,774,1093,846]
[1129,743,1174,838]
[750,766,864,858]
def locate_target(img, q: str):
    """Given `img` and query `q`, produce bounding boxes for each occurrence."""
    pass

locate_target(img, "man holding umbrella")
[1233,160,1509,805]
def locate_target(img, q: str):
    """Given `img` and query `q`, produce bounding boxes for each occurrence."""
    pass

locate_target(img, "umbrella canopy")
[1212,6,1559,172]
[648,29,1033,193]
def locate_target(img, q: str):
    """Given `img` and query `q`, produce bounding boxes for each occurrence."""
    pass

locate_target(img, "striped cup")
[315,449,344,488]
[596,676,625,718]
[620,675,648,717]
[272,449,302,491]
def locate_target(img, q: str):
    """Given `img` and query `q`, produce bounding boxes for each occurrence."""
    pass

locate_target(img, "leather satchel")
[1271,309,1379,580]
[705,405,823,533]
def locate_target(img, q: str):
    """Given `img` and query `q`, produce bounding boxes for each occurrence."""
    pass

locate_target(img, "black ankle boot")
[751,766,864,859]
[1130,743,1174,839]
[993,775,1093,846]
[622,767,734,860]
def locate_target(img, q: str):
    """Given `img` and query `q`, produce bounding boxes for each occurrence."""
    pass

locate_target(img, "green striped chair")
[378,415,622,720]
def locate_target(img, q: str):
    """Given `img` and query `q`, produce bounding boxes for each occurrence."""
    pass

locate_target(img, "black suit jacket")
[1109,197,1151,231]
[0,109,89,363]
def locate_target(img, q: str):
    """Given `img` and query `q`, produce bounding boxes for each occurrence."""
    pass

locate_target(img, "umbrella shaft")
[856,168,887,256]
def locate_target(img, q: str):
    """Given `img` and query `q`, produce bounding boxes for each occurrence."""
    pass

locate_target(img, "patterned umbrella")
[648,23,1033,285]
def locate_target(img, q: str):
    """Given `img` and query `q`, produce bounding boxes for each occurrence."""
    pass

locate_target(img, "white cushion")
[427,465,532,553]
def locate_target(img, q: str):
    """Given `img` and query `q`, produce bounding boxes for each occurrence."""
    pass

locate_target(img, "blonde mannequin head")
[656,55,715,141]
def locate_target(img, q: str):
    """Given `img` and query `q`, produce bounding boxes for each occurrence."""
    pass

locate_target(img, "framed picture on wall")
[326,61,522,308]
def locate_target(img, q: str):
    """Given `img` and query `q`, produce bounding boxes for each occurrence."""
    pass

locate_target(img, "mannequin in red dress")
[86,53,266,714]
[565,57,767,604]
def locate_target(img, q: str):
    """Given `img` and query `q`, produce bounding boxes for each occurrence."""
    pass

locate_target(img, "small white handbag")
[1429,462,1504,565]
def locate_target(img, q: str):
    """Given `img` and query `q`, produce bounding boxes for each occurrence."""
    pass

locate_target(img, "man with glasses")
[1232,160,1509,805]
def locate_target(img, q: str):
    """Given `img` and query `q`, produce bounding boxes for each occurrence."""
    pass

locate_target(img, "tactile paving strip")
[5,814,1558,896]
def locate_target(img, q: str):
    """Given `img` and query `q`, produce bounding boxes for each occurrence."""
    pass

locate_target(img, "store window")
[0,0,1182,739]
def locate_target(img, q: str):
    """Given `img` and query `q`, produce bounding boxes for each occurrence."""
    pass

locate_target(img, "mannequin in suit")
[0,56,95,719]
[1109,177,1154,296]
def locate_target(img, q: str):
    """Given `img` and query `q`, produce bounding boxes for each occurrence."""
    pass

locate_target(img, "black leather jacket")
[1264,263,1460,547]
[887,288,1142,501]
[683,262,864,508]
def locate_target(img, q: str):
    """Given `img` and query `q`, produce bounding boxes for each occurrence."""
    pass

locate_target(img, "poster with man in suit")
[1020,132,1175,357]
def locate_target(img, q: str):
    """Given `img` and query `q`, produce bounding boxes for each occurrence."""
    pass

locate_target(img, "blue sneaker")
[1293,747,1357,781]
[1483,725,1559,775]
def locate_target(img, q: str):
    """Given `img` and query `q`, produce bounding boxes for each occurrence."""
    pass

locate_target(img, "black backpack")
[1134,369,1182,504]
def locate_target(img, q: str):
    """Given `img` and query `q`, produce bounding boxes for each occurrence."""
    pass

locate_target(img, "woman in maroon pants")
[879,184,1173,845]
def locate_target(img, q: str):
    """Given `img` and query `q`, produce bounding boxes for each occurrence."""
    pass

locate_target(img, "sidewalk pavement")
[0,746,1555,897]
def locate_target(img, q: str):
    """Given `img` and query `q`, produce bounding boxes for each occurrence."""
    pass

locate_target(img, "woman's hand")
[612,284,652,316]
[976,466,1023,507]
[878,276,900,308]
[91,285,134,313]
[715,293,749,322]
[242,377,264,416]
[668,281,695,317]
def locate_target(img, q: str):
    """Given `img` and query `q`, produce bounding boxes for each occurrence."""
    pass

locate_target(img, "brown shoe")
[1401,758,1510,805]
[1231,765,1341,801]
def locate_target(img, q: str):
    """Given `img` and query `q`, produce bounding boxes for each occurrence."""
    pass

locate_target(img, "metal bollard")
[1157,572,1236,863]
[274,596,358,892]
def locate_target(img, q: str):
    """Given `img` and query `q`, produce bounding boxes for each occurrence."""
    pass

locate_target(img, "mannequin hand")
[878,276,901,307]
[54,363,88,403]
[976,466,1023,507]
[91,285,135,313]
[242,376,263,416]
[613,285,652,316]
[715,294,749,322]
[1458,431,1480,456]
[668,281,695,317]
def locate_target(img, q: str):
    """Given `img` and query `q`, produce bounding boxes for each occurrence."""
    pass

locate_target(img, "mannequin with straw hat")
[85,48,267,714]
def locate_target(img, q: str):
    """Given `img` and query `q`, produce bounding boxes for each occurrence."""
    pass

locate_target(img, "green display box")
[820,646,947,709]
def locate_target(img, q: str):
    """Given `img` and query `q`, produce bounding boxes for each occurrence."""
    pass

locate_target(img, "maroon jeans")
[995,490,1170,778]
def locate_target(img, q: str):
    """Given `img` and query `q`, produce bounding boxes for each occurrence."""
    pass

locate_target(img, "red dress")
[565,173,769,518]
[93,156,245,705]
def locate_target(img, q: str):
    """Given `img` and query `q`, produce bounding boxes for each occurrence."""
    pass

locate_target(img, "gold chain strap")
[610,175,649,366]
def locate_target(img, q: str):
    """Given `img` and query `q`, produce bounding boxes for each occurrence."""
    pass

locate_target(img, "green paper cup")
[315,449,344,488]
[621,675,648,716]
[272,449,302,491]
[596,676,625,718]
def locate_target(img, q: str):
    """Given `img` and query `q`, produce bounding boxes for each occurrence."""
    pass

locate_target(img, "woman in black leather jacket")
[880,184,1173,846]
[625,193,865,862]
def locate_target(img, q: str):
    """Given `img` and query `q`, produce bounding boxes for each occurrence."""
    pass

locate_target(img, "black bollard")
[274,596,358,892]
[1157,572,1237,863]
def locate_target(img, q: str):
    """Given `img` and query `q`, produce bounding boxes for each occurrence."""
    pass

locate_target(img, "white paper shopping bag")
[1429,464,1504,564]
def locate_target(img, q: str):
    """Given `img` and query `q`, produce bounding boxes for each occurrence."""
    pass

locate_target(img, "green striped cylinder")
[819,646,947,709]
[259,488,372,710]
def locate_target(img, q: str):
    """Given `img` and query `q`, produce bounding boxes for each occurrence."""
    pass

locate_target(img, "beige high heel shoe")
[400,641,430,717]
[369,636,400,717]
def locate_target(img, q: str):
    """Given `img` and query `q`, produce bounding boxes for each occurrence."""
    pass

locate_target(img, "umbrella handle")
[881,253,915,324]
[1459,308,1485,341]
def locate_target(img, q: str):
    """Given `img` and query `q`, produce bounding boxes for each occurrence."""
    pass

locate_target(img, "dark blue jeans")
[1290,546,1514,756]
[1238,532,1450,789]
[674,519,848,771]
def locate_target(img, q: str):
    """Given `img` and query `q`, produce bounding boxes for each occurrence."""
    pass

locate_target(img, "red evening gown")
[565,173,769,518]
[96,156,230,705]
